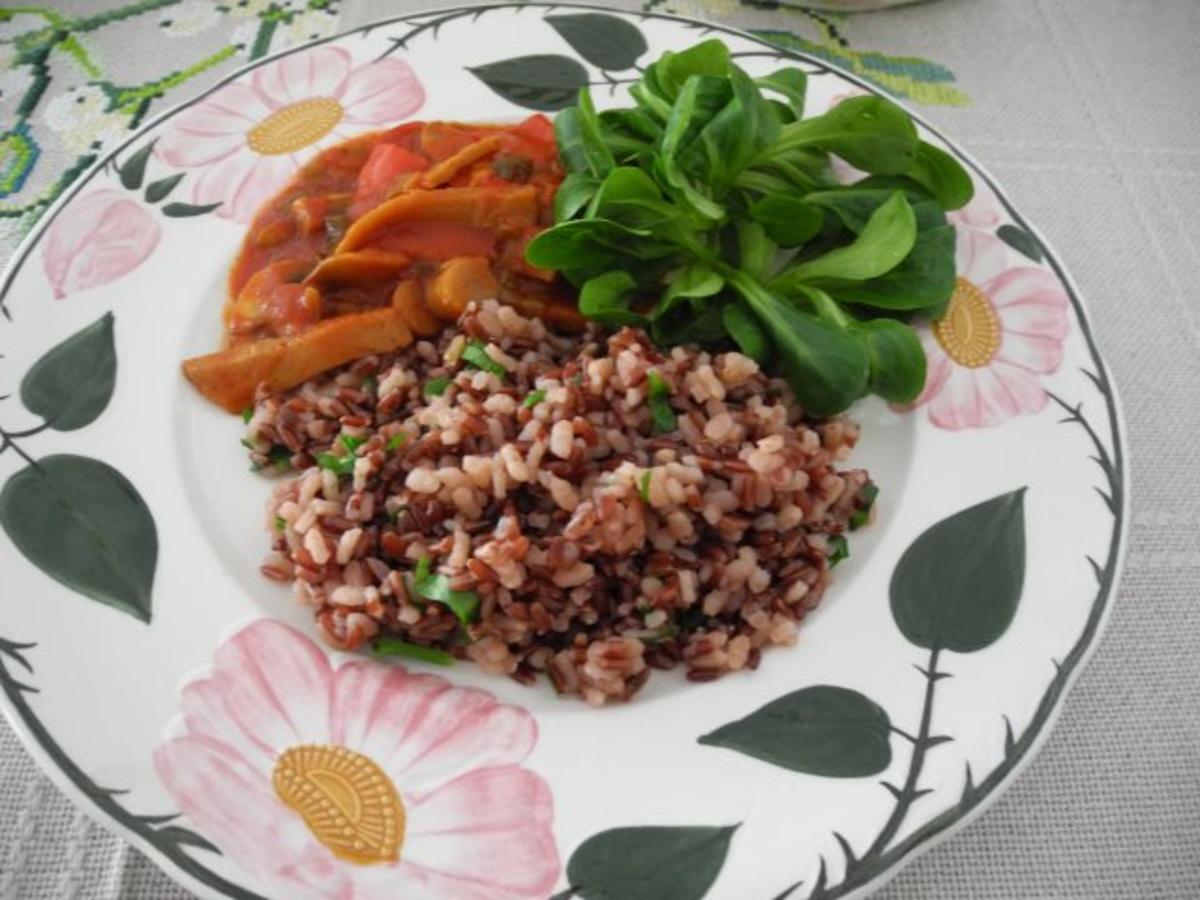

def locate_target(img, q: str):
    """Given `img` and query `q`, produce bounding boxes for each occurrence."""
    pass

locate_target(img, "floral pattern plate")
[0,5,1125,899]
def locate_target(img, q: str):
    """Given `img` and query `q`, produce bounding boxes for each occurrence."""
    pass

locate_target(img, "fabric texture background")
[1,0,1198,897]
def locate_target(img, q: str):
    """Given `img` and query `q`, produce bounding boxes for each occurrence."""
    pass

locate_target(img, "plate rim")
[0,4,1129,898]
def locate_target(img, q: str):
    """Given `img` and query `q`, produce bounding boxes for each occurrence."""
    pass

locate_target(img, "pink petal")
[155,130,245,169]
[211,620,333,760]
[997,330,1064,374]
[985,268,1069,322]
[908,338,952,408]
[253,45,351,108]
[927,366,992,430]
[399,766,559,900]
[987,361,1049,415]
[958,230,1007,285]
[155,84,271,167]
[192,152,295,224]
[180,679,275,772]
[338,59,425,126]
[154,735,345,899]
[42,190,159,299]
[330,662,536,793]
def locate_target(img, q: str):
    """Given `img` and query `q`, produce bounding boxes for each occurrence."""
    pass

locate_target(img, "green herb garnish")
[241,407,253,424]
[639,469,653,503]
[315,451,356,476]
[339,434,366,455]
[828,533,849,567]
[385,433,407,452]
[239,437,254,450]
[523,389,547,408]
[424,376,452,397]
[462,339,507,379]
[526,38,970,415]
[274,515,286,531]
[849,481,879,531]
[268,446,292,472]
[413,556,481,625]
[646,370,677,434]
[362,375,377,392]
[372,638,454,666]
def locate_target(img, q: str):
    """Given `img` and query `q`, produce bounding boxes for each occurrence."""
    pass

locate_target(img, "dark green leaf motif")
[566,825,738,900]
[699,685,892,776]
[144,173,185,204]
[890,489,1027,652]
[162,201,222,218]
[20,313,116,431]
[0,455,158,623]
[997,223,1044,262]
[118,141,155,191]
[469,55,589,111]
[545,13,648,70]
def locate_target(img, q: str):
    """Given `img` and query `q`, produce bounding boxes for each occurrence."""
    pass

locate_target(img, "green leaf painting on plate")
[469,55,589,111]
[20,312,116,431]
[545,13,648,71]
[0,455,158,623]
[1,314,158,623]
[700,685,892,777]
[561,825,739,900]
[890,489,1027,652]
[997,223,1044,262]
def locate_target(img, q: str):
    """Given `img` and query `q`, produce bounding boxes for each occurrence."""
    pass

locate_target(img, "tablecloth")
[1,0,1198,897]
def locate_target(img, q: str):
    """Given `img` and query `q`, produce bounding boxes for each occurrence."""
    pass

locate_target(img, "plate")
[0,5,1126,899]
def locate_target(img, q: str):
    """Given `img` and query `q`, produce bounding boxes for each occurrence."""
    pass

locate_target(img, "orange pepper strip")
[418,135,503,189]
[182,308,413,413]
[335,186,538,254]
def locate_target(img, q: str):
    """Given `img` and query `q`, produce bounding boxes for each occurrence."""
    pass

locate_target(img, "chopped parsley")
[241,407,253,424]
[385,433,407,452]
[639,469,653,503]
[315,451,356,476]
[372,638,454,666]
[523,389,547,409]
[414,556,480,625]
[268,446,292,472]
[462,339,507,379]
[848,482,879,531]
[828,534,849,568]
[424,376,452,397]
[339,434,366,455]
[646,370,677,434]
[274,515,286,531]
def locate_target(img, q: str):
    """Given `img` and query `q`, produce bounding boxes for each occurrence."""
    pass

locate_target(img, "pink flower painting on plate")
[155,45,425,223]
[154,619,559,899]
[909,188,1071,429]
[41,189,160,299]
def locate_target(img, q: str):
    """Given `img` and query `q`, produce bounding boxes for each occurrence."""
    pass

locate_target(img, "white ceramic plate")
[0,6,1126,899]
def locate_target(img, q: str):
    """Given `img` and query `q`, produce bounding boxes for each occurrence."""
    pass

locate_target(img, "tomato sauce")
[225,115,564,345]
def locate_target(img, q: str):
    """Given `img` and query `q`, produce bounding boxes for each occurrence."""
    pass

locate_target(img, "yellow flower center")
[273,744,404,866]
[933,277,1002,368]
[247,98,343,156]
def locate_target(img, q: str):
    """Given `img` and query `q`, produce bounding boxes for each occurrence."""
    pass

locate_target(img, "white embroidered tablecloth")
[1,0,1197,897]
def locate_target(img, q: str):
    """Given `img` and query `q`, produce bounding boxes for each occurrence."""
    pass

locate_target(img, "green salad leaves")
[526,39,972,415]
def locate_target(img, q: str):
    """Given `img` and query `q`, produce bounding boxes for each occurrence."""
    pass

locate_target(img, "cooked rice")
[246,300,874,704]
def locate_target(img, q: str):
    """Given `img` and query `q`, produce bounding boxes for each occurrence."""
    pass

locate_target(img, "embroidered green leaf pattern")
[890,489,1027,652]
[699,685,892,776]
[469,55,589,111]
[20,312,116,431]
[0,454,158,623]
[545,13,648,70]
[565,825,738,900]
